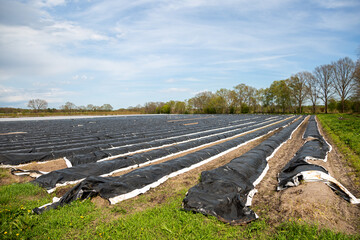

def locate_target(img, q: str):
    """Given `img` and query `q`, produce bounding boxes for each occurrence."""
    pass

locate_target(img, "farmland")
[0,114,359,239]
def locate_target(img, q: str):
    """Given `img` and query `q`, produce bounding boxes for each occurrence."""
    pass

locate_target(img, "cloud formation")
[0,0,359,108]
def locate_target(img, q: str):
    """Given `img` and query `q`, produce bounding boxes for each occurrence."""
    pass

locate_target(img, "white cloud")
[314,0,360,9]
[35,0,67,8]
[0,85,73,104]
[160,88,192,93]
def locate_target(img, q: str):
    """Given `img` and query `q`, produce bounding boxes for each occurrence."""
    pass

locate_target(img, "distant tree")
[269,80,292,113]
[355,59,360,101]
[27,99,48,111]
[173,101,186,114]
[328,98,338,112]
[314,64,334,114]
[303,71,318,114]
[78,105,86,111]
[215,88,234,113]
[191,91,214,113]
[160,104,171,114]
[233,84,247,113]
[101,104,113,111]
[86,104,96,111]
[332,57,356,113]
[61,102,77,111]
[144,102,158,114]
[289,72,309,113]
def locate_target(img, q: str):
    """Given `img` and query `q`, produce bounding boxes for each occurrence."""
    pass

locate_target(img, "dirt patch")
[91,196,110,207]
[252,116,360,235]
[19,158,68,172]
[0,168,33,186]
[183,122,198,126]
[0,132,27,135]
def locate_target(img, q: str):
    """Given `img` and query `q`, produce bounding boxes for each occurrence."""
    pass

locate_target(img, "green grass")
[317,113,360,182]
[1,183,358,239]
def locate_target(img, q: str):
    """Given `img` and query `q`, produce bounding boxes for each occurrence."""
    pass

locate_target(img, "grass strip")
[1,181,358,239]
[317,114,360,184]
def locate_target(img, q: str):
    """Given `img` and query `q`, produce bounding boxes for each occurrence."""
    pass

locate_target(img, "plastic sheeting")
[33,116,289,192]
[182,116,305,225]
[32,116,297,214]
[277,116,359,204]
[1,115,272,166]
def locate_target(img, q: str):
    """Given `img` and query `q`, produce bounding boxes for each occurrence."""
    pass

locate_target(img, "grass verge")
[317,113,360,184]
[0,182,358,239]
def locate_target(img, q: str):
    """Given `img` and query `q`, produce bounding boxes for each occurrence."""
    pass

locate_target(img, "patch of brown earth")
[0,132,27,135]
[0,168,32,186]
[252,116,360,235]
[19,158,68,172]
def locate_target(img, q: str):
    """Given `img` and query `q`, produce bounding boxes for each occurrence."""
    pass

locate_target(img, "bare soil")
[0,169,32,186]
[19,158,68,172]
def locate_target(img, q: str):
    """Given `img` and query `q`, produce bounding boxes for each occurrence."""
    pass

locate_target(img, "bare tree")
[289,72,309,113]
[303,71,318,114]
[61,102,77,111]
[101,104,113,111]
[27,99,48,111]
[355,59,360,101]
[314,64,334,114]
[332,57,356,112]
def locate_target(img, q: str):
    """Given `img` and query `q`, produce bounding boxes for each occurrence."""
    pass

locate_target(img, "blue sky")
[0,0,359,109]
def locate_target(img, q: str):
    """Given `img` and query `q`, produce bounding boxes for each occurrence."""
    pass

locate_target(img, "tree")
[160,104,171,114]
[314,64,334,114]
[289,72,309,113]
[215,88,234,113]
[233,84,247,113]
[355,59,360,101]
[173,101,186,114]
[100,104,113,111]
[61,102,77,111]
[27,99,48,111]
[304,71,318,114]
[144,102,157,114]
[190,91,214,113]
[332,57,356,113]
[269,80,292,113]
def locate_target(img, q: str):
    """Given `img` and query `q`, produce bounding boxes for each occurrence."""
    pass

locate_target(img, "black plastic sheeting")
[0,115,274,165]
[66,117,273,166]
[182,116,305,225]
[33,116,289,191]
[277,116,359,204]
[32,116,297,214]
[277,115,330,190]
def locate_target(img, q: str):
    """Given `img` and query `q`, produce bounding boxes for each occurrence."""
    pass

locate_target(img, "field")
[0,114,359,239]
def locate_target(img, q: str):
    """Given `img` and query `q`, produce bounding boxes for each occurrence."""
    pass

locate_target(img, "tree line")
[133,56,360,114]
[26,100,113,112]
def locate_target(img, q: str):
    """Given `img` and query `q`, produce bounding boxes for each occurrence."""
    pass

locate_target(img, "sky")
[0,0,360,109]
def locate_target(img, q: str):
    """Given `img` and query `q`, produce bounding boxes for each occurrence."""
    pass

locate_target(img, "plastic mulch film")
[181,116,306,225]
[32,116,297,214]
[277,116,359,204]
[32,116,288,192]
